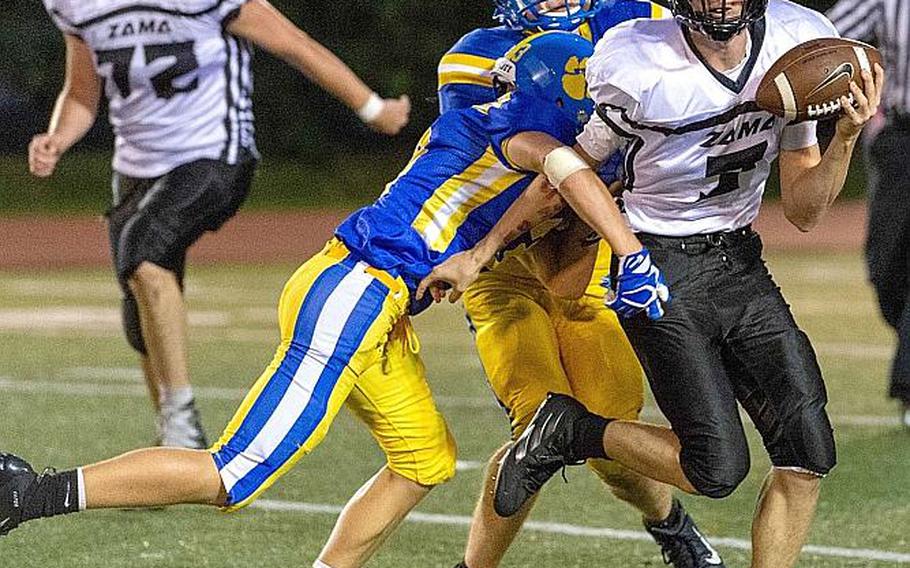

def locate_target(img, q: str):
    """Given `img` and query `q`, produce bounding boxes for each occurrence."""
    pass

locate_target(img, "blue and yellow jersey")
[334,92,578,295]
[437,0,664,113]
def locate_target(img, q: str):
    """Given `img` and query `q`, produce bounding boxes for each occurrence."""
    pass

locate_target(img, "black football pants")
[620,228,836,498]
[107,151,256,354]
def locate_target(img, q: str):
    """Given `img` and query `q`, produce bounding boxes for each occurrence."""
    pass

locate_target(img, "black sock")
[647,498,683,530]
[573,412,613,460]
[21,469,80,522]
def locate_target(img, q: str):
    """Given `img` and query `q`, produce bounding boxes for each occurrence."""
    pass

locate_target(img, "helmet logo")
[562,56,588,101]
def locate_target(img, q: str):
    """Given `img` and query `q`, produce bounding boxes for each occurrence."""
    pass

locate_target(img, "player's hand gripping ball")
[603,248,670,321]
[756,37,882,122]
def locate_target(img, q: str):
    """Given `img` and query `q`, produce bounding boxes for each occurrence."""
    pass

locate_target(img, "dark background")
[0,0,854,212]
[0,0,498,158]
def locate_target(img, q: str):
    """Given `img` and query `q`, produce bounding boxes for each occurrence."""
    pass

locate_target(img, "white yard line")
[59,367,144,382]
[0,307,230,330]
[0,376,901,427]
[0,305,895,361]
[251,499,910,564]
[0,377,243,401]
[815,342,894,360]
[455,460,483,471]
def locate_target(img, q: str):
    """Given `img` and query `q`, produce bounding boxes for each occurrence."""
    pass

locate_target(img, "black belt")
[638,226,755,251]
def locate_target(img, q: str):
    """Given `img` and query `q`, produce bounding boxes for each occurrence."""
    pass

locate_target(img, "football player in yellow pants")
[439,2,726,567]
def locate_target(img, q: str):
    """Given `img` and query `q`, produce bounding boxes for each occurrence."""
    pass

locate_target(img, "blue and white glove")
[603,248,670,321]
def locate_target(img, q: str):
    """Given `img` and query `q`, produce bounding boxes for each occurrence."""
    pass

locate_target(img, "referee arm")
[826,0,880,41]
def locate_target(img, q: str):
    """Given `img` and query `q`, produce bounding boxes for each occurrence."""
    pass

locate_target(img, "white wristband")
[356,93,385,123]
[543,146,590,188]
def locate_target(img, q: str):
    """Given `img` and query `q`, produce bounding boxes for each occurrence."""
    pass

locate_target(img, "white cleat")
[157,400,209,449]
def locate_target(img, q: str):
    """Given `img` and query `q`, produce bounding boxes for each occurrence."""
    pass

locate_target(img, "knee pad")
[771,402,837,476]
[753,330,837,476]
[680,441,751,499]
[121,296,147,355]
[115,236,186,290]
[387,423,458,487]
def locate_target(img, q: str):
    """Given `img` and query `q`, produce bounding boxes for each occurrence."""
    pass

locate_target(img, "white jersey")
[577,0,838,236]
[44,0,256,178]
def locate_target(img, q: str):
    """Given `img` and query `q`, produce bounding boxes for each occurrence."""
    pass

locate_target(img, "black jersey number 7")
[698,141,768,201]
[95,41,199,100]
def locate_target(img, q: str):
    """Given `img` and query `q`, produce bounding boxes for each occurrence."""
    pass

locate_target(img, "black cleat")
[646,499,726,567]
[0,453,37,536]
[493,393,588,517]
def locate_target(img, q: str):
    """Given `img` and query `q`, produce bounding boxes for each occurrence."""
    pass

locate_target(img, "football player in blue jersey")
[436,2,725,567]
[438,0,665,112]
[1,32,668,568]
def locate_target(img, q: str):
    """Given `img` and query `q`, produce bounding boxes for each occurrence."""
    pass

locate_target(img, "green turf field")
[0,251,907,567]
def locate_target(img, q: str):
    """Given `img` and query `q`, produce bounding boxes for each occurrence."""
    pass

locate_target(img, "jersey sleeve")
[485,92,578,171]
[589,0,665,35]
[437,30,506,113]
[576,112,625,164]
[200,0,250,26]
[776,4,839,148]
[586,25,644,116]
[42,1,80,35]
[582,23,646,160]
[780,121,818,151]
[438,81,497,114]
[806,11,840,39]
[784,3,840,43]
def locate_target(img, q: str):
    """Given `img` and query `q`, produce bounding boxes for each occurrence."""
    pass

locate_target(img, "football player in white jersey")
[423,0,885,565]
[28,0,410,449]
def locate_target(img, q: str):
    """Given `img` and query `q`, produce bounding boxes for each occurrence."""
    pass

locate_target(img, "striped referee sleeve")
[826,0,881,41]
[827,0,910,113]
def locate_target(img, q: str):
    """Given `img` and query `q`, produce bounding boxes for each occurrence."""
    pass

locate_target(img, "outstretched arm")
[517,210,603,300]
[460,174,565,274]
[418,130,668,319]
[506,132,642,256]
[415,174,564,303]
[227,0,410,135]
[29,34,101,178]
[779,63,884,231]
[418,131,641,301]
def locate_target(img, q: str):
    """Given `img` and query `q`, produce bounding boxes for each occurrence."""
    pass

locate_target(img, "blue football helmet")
[494,0,605,31]
[491,31,595,132]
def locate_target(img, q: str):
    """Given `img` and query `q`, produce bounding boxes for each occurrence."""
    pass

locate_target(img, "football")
[756,37,882,122]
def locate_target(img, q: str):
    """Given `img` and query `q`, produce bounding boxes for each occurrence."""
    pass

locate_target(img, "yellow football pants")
[211,239,456,511]
[463,242,644,480]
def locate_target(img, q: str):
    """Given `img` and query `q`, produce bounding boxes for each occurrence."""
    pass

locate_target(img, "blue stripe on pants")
[224,276,390,504]
[212,262,349,470]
